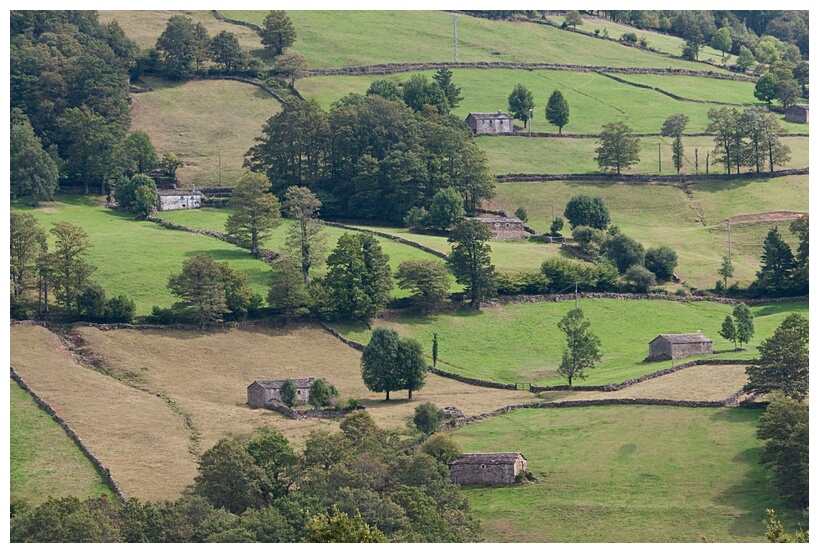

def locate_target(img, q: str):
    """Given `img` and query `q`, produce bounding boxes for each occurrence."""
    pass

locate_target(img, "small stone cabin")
[157,187,202,211]
[465,111,514,135]
[647,333,713,362]
[784,104,809,124]
[465,216,526,239]
[247,377,332,408]
[449,452,527,485]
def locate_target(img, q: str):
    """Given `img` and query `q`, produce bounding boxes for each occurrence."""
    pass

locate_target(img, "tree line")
[11,415,480,542]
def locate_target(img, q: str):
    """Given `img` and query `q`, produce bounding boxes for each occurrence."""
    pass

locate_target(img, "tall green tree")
[283,186,328,283]
[308,379,330,408]
[563,195,610,230]
[402,74,450,115]
[155,15,202,80]
[717,255,734,289]
[10,115,59,205]
[757,393,809,508]
[720,315,738,349]
[710,27,732,57]
[507,83,534,129]
[210,30,244,73]
[595,121,640,174]
[754,72,779,105]
[557,308,602,388]
[732,302,755,348]
[123,131,159,176]
[397,337,427,399]
[448,219,495,309]
[564,11,583,29]
[735,45,756,73]
[361,328,402,401]
[115,174,158,218]
[660,114,689,175]
[644,245,678,281]
[267,257,310,324]
[59,105,124,194]
[427,186,464,230]
[218,262,258,321]
[167,254,229,328]
[303,506,386,543]
[413,402,444,434]
[755,226,795,295]
[260,11,296,56]
[706,107,742,175]
[744,313,808,401]
[395,259,452,312]
[278,379,297,408]
[273,51,309,85]
[606,233,645,273]
[49,221,95,315]
[225,172,283,257]
[545,90,570,134]
[194,438,269,515]
[789,215,808,295]
[10,211,47,299]
[432,67,463,110]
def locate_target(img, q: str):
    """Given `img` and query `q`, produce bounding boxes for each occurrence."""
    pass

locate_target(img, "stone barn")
[646,333,713,362]
[157,187,202,211]
[449,452,527,485]
[784,104,809,124]
[465,111,514,135]
[465,216,526,240]
[247,377,332,408]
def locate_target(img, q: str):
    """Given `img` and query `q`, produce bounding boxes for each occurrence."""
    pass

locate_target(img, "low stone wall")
[485,292,809,308]
[200,75,285,102]
[495,168,809,183]
[306,61,757,83]
[428,366,517,390]
[147,216,282,264]
[318,322,366,351]
[262,400,361,420]
[323,221,450,260]
[11,318,286,333]
[596,71,742,106]
[10,366,127,502]
[211,10,262,32]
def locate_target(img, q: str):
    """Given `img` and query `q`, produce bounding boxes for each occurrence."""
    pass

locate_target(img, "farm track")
[715,211,806,226]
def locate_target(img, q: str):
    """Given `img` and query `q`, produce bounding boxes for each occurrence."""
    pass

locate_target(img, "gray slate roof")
[248,377,330,390]
[465,216,524,224]
[651,333,713,344]
[157,189,202,196]
[467,111,513,120]
[449,452,526,466]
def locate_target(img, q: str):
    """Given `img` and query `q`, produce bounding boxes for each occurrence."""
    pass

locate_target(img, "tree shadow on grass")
[751,302,808,318]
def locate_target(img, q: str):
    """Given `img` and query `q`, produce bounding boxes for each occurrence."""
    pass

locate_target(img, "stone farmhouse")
[247,377,332,408]
[449,452,527,485]
[784,104,809,124]
[465,111,514,135]
[646,333,713,362]
[157,187,202,211]
[465,216,526,239]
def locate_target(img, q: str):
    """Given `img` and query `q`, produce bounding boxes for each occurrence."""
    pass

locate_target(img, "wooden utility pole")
[452,14,459,62]
[695,148,699,175]
[706,152,709,175]
[728,222,732,261]
[658,143,661,173]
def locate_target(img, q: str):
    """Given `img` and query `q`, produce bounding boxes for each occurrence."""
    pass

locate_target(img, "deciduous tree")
[757,393,808,508]
[557,308,602,388]
[733,302,755,348]
[10,211,47,299]
[167,254,229,328]
[195,438,269,515]
[606,233,645,273]
[710,27,732,57]
[10,115,59,204]
[283,186,327,283]
[225,172,283,257]
[210,30,244,74]
[397,337,427,399]
[595,121,640,174]
[507,83,534,129]
[49,221,96,315]
[744,313,808,400]
[717,255,734,289]
[720,315,738,349]
[123,131,159,176]
[260,11,296,56]
[448,219,495,309]
[754,72,778,105]
[644,245,678,280]
[427,186,464,230]
[361,328,402,401]
[413,402,444,434]
[278,379,297,408]
[267,257,310,324]
[395,259,452,312]
[155,15,202,79]
[545,90,569,134]
[660,114,689,175]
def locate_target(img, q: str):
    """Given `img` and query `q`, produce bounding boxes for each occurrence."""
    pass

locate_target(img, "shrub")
[571,225,604,254]
[78,281,108,321]
[421,434,463,464]
[515,206,528,223]
[550,217,564,235]
[625,265,656,292]
[404,206,429,229]
[279,379,297,408]
[541,258,597,291]
[620,32,638,43]
[413,402,445,435]
[644,245,678,281]
[146,305,176,324]
[606,233,645,273]
[308,379,330,408]
[495,271,550,295]
[106,295,136,323]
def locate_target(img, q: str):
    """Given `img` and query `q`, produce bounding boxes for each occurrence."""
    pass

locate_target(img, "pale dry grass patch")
[10,325,197,503]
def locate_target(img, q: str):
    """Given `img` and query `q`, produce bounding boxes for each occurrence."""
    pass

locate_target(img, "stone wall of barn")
[450,462,519,485]
[647,339,713,361]
[158,194,201,211]
[247,383,274,408]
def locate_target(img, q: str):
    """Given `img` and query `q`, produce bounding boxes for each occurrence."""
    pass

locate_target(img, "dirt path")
[715,211,806,226]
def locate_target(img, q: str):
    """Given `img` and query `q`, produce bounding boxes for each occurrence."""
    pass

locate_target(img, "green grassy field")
[129,77,280,188]
[546,14,729,61]
[10,380,113,506]
[449,406,803,542]
[298,69,801,134]
[490,176,807,288]
[222,10,733,73]
[333,298,807,386]
[478,135,809,175]
[12,196,274,315]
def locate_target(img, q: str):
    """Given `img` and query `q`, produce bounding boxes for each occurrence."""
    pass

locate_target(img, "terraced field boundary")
[324,221,450,260]
[597,71,743,105]
[10,366,127,502]
[488,292,809,308]
[495,167,809,182]
[307,62,757,82]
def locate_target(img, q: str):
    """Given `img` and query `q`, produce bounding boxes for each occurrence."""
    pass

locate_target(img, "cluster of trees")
[367,68,463,117]
[563,195,677,291]
[113,174,159,219]
[11,418,480,542]
[10,213,136,323]
[706,107,791,175]
[361,328,427,400]
[753,60,807,108]
[277,378,338,409]
[245,89,494,224]
[506,85,571,134]
[718,303,755,349]
[749,217,808,297]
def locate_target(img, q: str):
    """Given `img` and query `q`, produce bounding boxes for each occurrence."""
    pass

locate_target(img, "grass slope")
[222,10,733,73]
[10,379,113,506]
[450,406,802,542]
[333,298,808,386]
[298,69,803,134]
[129,77,280,188]
[490,176,807,288]
[12,196,274,315]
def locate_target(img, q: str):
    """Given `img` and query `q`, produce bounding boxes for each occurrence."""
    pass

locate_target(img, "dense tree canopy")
[10,113,59,204]
[757,394,809,509]
[507,83,534,128]
[545,90,570,134]
[563,195,610,230]
[745,313,808,401]
[260,11,296,56]
[595,121,640,174]
[167,254,229,328]
[448,219,495,309]
[225,172,283,256]
[557,308,602,388]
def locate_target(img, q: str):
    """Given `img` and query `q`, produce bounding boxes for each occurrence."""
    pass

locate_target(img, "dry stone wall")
[323,221,450,260]
[495,168,809,183]
[263,400,362,420]
[486,292,809,308]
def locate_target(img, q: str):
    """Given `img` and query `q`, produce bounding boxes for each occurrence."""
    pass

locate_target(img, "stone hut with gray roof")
[646,333,713,362]
[784,104,809,124]
[465,216,526,239]
[247,377,332,408]
[157,186,202,211]
[465,111,514,135]
[449,452,527,485]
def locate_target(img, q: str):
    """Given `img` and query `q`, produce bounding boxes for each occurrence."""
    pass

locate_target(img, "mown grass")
[449,406,804,542]
[10,379,114,506]
[298,69,801,134]
[333,298,808,386]
[129,77,280,188]
[490,176,807,288]
[222,10,733,73]
[12,196,274,315]
[478,135,809,176]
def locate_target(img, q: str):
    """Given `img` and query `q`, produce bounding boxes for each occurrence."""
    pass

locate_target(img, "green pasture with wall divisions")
[12,196,274,316]
[298,68,801,135]
[221,10,732,73]
[490,175,807,288]
[450,405,804,542]
[10,380,113,506]
[333,298,807,386]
